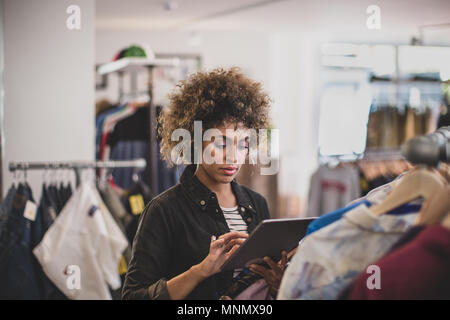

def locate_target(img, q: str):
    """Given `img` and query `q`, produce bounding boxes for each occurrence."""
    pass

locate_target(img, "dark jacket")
[122,164,271,300]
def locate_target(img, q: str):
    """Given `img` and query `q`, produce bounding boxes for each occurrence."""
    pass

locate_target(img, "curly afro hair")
[158,67,272,166]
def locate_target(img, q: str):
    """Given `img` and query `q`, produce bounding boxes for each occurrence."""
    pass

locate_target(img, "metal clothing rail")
[9,159,147,187]
[361,148,406,162]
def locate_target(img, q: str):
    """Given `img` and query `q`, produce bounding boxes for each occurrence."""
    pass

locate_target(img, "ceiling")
[96,0,450,43]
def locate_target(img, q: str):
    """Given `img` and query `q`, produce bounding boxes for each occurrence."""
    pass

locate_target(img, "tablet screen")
[220,217,316,271]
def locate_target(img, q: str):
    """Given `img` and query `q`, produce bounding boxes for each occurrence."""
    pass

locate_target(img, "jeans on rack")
[0,186,17,235]
[0,184,41,299]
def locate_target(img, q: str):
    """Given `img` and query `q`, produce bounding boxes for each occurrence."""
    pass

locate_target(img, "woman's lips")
[221,167,237,175]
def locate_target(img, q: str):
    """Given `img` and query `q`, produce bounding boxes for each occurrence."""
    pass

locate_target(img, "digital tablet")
[220,217,316,271]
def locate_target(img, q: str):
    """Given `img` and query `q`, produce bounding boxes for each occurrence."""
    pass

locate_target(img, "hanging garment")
[122,180,153,244]
[234,279,272,300]
[0,184,41,299]
[306,200,371,236]
[365,108,381,148]
[347,171,406,207]
[380,107,400,148]
[107,106,149,189]
[98,182,133,264]
[109,141,148,189]
[342,225,450,300]
[307,200,421,237]
[0,185,17,232]
[221,268,263,299]
[33,182,128,300]
[404,106,416,141]
[58,182,72,210]
[307,174,423,236]
[96,105,126,159]
[107,106,180,193]
[99,105,137,161]
[278,203,419,300]
[33,185,67,300]
[98,181,133,300]
[306,165,361,217]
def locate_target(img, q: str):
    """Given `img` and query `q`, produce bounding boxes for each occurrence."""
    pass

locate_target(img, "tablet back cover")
[221,217,315,271]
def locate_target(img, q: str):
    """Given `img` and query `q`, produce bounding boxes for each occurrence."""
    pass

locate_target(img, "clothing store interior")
[1,0,450,301]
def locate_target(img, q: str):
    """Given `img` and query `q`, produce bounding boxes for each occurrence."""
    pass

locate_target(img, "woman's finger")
[219,231,248,243]
[225,244,240,259]
[210,238,225,251]
[280,251,288,268]
[249,264,270,278]
[287,247,298,260]
[224,238,246,252]
[264,256,281,273]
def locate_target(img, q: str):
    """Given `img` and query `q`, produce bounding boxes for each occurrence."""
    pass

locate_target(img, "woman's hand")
[195,231,248,279]
[249,250,288,298]
[168,231,247,300]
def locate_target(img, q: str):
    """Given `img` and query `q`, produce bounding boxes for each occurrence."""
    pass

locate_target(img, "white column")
[2,0,95,199]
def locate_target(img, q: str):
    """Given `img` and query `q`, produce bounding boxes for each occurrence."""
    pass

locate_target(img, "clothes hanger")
[369,166,447,216]
[438,162,450,182]
[415,184,450,225]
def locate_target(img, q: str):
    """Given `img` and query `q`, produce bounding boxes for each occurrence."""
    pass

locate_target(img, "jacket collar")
[180,164,255,214]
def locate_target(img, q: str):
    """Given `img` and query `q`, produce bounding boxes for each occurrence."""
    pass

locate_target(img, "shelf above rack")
[97,57,180,75]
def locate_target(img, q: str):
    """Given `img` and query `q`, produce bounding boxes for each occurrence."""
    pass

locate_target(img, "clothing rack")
[401,126,450,166]
[9,159,147,187]
[97,57,179,197]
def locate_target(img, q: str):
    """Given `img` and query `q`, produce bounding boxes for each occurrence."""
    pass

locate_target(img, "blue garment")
[0,185,17,233]
[110,140,148,190]
[306,200,371,236]
[110,140,181,194]
[306,200,422,236]
[0,184,41,299]
[95,105,125,159]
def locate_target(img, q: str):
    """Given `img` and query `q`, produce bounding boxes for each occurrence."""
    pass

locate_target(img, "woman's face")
[199,122,250,184]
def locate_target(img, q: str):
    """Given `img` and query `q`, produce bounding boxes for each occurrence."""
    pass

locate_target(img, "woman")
[122,68,286,300]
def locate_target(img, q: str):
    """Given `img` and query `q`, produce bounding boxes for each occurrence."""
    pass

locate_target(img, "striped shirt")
[220,206,248,277]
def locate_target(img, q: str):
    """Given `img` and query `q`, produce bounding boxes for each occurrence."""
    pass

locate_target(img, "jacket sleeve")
[262,197,271,220]
[122,199,175,300]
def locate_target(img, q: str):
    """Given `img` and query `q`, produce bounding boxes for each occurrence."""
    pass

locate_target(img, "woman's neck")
[194,165,231,194]
[194,166,237,207]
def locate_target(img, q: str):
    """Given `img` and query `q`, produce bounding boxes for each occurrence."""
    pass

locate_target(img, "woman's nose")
[224,145,238,164]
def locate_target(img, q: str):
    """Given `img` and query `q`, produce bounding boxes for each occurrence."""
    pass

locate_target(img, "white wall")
[0,0,4,196]
[2,0,95,199]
